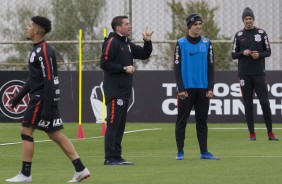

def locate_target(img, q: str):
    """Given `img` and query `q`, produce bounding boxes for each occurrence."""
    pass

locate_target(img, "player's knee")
[21,134,34,142]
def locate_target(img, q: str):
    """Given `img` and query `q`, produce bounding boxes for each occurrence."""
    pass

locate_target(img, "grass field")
[0,122,281,184]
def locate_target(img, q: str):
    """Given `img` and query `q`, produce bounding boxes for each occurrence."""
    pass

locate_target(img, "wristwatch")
[123,66,127,71]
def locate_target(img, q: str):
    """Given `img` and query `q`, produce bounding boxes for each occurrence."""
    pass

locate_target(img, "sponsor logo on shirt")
[264,36,270,49]
[189,52,197,56]
[36,47,41,53]
[210,45,213,63]
[127,44,131,53]
[175,45,180,64]
[54,77,59,85]
[29,52,36,63]
[41,61,46,77]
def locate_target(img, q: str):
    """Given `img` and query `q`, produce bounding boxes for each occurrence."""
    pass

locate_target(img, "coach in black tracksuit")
[231,7,278,141]
[100,16,153,165]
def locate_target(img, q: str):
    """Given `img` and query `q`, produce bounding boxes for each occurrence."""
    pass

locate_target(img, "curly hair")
[31,16,52,34]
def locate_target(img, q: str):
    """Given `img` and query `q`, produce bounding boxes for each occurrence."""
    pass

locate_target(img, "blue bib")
[177,36,210,89]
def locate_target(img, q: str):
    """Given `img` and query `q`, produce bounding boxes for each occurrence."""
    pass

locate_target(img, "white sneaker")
[5,172,32,182]
[68,168,90,182]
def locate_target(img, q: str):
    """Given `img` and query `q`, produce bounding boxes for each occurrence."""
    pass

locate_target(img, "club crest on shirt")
[202,38,209,43]
[117,99,123,106]
[254,34,261,42]
[240,79,245,86]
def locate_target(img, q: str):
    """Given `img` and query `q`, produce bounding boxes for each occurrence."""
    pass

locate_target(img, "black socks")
[21,161,32,177]
[72,158,85,172]
[21,159,85,176]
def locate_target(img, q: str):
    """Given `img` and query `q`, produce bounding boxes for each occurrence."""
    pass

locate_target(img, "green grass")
[0,122,281,184]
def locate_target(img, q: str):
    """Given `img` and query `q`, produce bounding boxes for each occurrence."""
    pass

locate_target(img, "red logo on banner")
[0,80,29,119]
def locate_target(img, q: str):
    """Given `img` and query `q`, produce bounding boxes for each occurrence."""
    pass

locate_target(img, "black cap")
[186,13,202,29]
[31,16,52,34]
[242,7,255,21]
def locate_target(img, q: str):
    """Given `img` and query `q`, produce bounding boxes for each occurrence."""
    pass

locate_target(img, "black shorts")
[22,97,64,133]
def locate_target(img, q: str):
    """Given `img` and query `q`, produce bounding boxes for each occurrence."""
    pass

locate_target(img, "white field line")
[70,155,282,158]
[114,155,282,158]
[0,128,162,146]
[1,127,281,146]
[210,127,282,130]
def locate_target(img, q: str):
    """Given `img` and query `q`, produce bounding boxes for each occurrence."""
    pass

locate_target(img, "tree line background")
[0,0,281,71]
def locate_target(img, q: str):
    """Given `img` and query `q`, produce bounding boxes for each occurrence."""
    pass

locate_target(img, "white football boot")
[5,172,32,182]
[68,168,90,182]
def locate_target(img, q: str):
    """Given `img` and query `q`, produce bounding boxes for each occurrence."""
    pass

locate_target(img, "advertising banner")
[1,71,281,123]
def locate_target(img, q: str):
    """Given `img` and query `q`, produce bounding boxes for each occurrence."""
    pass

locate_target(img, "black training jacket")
[10,40,60,121]
[231,27,271,76]
[100,32,152,101]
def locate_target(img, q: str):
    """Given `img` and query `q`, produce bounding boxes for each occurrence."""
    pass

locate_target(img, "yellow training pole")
[102,28,107,121]
[100,28,107,136]
[103,28,107,39]
[77,29,85,138]
[79,29,82,125]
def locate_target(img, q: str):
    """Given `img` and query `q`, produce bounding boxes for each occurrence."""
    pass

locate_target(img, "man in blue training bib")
[173,13,219,160]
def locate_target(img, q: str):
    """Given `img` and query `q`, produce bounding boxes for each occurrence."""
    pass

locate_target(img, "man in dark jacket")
[231,7,278,141]
[100,16,153,165]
